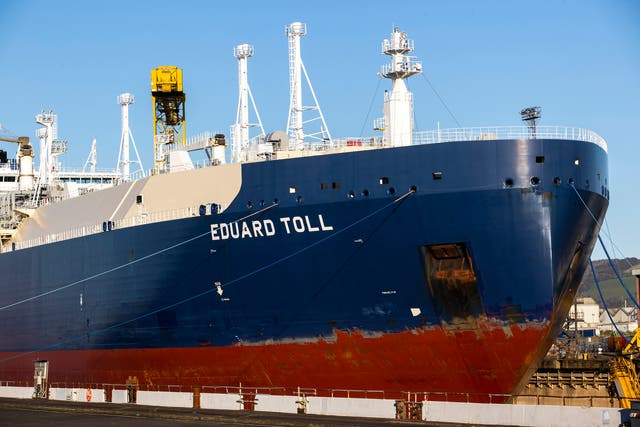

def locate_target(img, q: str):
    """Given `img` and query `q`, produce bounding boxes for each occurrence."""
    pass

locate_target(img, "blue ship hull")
[0,137,608,399]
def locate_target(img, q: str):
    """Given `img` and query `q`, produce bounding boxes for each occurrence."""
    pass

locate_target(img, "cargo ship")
[0,26,608,402]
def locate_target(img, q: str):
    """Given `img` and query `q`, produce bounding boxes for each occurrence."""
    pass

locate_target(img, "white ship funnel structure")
[380,27,422,147]
[17,138,34,191]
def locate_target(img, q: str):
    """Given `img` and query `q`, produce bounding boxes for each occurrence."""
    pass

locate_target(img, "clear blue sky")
[1,0,638,260]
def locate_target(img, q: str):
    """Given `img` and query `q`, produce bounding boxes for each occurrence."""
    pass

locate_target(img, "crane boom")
[0,136,29,145]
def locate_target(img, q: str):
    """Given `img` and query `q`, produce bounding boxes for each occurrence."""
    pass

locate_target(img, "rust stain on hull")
[0,321,551,402]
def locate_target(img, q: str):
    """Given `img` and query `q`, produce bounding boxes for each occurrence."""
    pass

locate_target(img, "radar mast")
[379,27,422,147]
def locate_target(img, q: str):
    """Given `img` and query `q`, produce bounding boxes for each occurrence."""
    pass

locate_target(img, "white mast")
[33,111,67,205]
[117,93,144,181]
[83,138,97,173]
[285,22,332,150]
[34,112,67,182]
[35,112,54,185]
[231,43,265,162]
[380,27,422,147]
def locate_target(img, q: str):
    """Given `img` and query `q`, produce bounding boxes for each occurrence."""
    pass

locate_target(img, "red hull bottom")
[0,321,551,402]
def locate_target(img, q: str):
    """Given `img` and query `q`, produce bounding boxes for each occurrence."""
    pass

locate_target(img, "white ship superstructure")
[0,111,121,244]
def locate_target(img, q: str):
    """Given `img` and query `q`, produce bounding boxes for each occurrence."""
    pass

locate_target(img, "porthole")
[387,187,396,195]
[362,189,370,197]
[247,201,253,209]
[553,177,561,186]
[296,195,303,203]
[348,191,355,199]
[259,200,265,207]
[574,158,580,166]
[379,177,389,185]
[432,171,443,180]
[568,178,575,185]
[536,156,545,164]
[273,198,279,204]
[530,176,540,186]
[504,178,514,188]
[410,185,417,192]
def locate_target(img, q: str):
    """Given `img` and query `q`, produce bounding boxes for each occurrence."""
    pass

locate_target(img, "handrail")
[50,167,121,175]
[2,204,205,252]
[412,126,607,152]
[27,381,617,407]
[330,126,607,152]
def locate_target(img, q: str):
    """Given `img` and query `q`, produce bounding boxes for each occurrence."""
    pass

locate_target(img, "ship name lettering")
[210,215,333,240]
[279,215,333,234]
[210,219,276,241]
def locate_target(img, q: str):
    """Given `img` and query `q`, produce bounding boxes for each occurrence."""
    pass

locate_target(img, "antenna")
[379,27,422,147]
[231,43,265,162]
[520,106,541,138]
[83,138,97,173]
[285,22,332,150]
[117,93,145,181]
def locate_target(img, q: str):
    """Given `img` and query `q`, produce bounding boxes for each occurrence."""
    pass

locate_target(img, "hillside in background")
[577,257,640,307]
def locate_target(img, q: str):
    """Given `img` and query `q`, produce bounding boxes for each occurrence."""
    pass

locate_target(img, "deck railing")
[0,125,607,254]
[331,126,607,152]
[0,205,204,253]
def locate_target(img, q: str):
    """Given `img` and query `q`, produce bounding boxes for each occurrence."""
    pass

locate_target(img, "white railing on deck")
[412,126,607,152]
[48,166,121,175]
[331,126,607,153]
[185,130,214,147]
[1,205,204,253]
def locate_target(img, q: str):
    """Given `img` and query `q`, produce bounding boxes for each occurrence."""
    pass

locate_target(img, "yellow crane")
[151,66,186,172]
[610,329,640,408]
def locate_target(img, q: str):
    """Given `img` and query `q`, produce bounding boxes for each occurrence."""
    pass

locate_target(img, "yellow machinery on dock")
[611,329,640,408]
